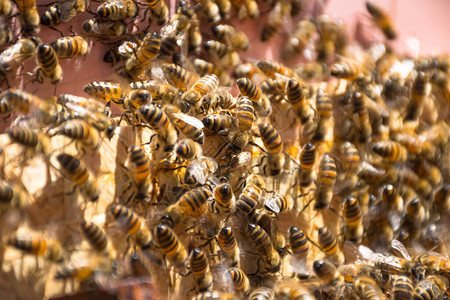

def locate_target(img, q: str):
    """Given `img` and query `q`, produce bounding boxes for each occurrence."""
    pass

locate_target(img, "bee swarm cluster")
[0,0,449,299]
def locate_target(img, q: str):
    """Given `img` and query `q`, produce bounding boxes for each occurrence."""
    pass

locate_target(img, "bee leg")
[48,26,64,38]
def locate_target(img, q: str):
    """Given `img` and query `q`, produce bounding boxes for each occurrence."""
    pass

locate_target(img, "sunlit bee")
[316,15,338,61]
[236,77,261,103]
[352,92,372,143]
[7,126,42,150]
[202,113,233,133]
[181,74,219,107]
[265,194,289,214]
[82,19,126,38]
[130,81,179,103]
[169,112,205,144]
[130,31,160,65]
[413,251,450,275]
[257,58,294,78]
[36,44,62,84]
[190,248,213,292]
[313,259,340,285]
[208,183,234,214]
[0,0,13,17]
[247,223,280,272]
[248,287,273,300]
[366,0,397,40]
[228,267,250,293]
[188,25,202,54]
[288,226,309,260]
[286,79,310,123]
[414,275,448,300]
[318,227,344,265]
[200,0,220,23]
[7,235,63,263]
[128,145,150,190]
[194,58,220,76]
[16,0,39,35]
[165,63,198,91]
[57,153,99,202]
[340,141,360,173]
[433,185,449,214]
[405,71,428,121]
[83,82,123,104]
[110,205,151,249]
[0,21,11,46]
[0,98,11,114]
[56,119,101,151]
[41,0,87,27]
[314,154,336,210]
[260,1,286,42]
[154,224,187,268]
[0,181,27,209]
[138,104,177,151]
[392,275,414,300]
[192,291,238,300]
[162,186,212,227]
[55,264,94,281]
[259,122,283,155]
[405,198,426,225]
[283,19,316,60]
[236,174,265,216]
[124,89,151,112]
[57,94,103,112]
[235,96,255,132]
[1,88,39,114]
[299,143,316,170]
[354,276,385,300]
[260,78,287,100]
[145,0,168,25]
[97,0,137,20]
[372,140,407,163]
[233,62,262,79]
[218,226,239,267]
[212,24,249,51]
[80,221,110,254]
[204,40,229,58]
[184,156,218,186]
[50,36,89,59]
[411,159,442,187]
[382,184,403,213]
[175,139,202,161]
[343,196,363,242]
[0,37,39,79]
[330,61,362,81]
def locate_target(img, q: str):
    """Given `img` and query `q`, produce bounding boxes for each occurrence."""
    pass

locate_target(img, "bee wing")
[358,244,385,262]
[390,239,411,261]
[264,196,281,214]
[172,113,204,129]
[58,0,83,23]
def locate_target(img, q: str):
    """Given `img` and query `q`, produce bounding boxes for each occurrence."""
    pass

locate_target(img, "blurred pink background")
[3,0,450,101]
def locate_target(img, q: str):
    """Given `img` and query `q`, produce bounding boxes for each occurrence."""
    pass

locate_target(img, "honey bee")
[41,0,87,27]
[0,20,11,46]
[313,259,342,285]
[343,196,363,242]
[247,223,281,273]
[288,226,309,261]
[0,37,39,81]
[218,226,240,268]
[80,221,111,255]
[405,71,428,121]
[414,275,448,300]
[110,205,152,250]
[202,90,236,113]
[236,174,265,216]
[235,96,255,132]
[317,227,344,266]
[15,0,40,35]
[54,119,101,152]
[231,0,259,19]
[192,291,238,300]
[164,63,198,91]
[354,276,385,299]
[82,19,127,38]
[35,44,63,84]
[433,184,449,215]
[248,287,274,300]
[175,139,202,161]
[54,263,94,282]
[138,104,177,152]
[0,181,27,209]
[130,80,179,103]
[260,77,287,103]
[286,79,311,124]
[236,77,261,103]
[212,24,249,51]
[184,156,218,186]
[208,182,235,215]
[97,0,137,21]
[340,141,360,173]
[352,91,372,143]
[57,153,99,202]
[259,122,283,155]
[264,194,290,214]
[261,1,289,42]
[154,224,187,269]
[127,145,151,196]
[190,248,213,292]
[166,108,205,144]
[0,0,13,17]
[145,0,168,25]
[125,32,161,79]
[381,184,403,213]
[7,234,64,263]
[233,62,262,79]
[366,0,397,40]
[228,267,250,294]
[371,140,407,163]
[398,168,432,199]
[50,36,89,59]
[392,275,414,299]
[283,19,316,60]
[298,142,316,190]
[161,185,212,227]
[181,74,219,108]
[314,153,336,210]
[83,81,123,104]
